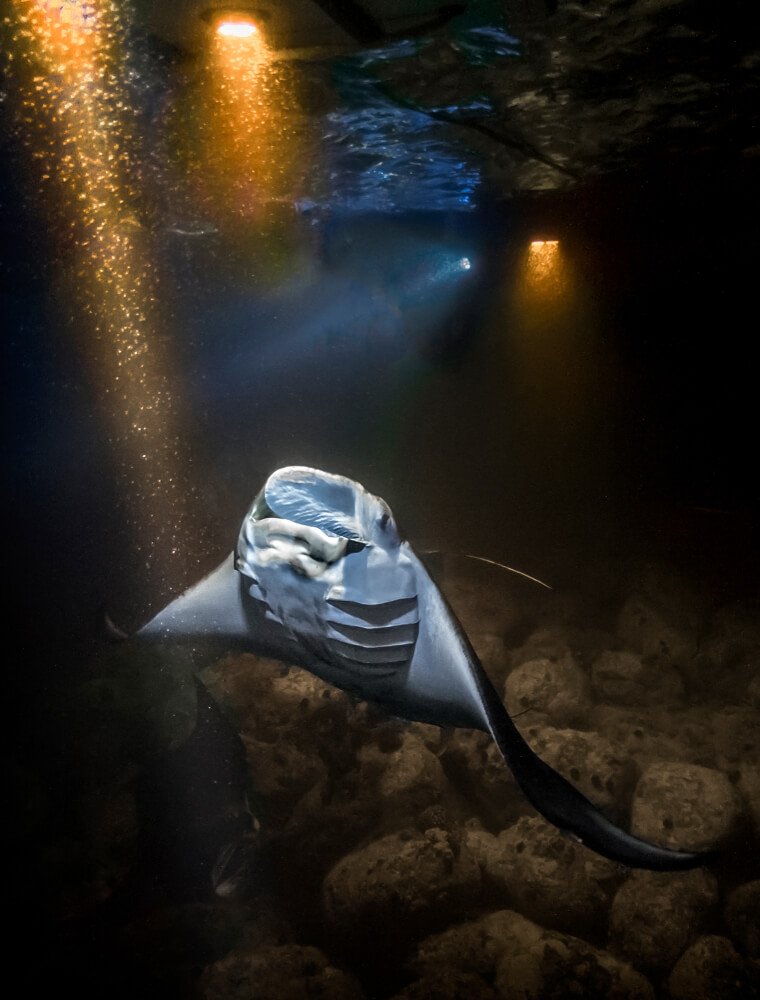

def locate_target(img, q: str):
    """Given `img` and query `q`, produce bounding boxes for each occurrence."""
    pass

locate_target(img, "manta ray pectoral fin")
[136,552,307,666]
[407,550,712,871]
[138,554,250,644]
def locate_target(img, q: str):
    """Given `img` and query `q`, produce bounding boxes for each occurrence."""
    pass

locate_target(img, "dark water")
[6,166,757,677]
[3,4,759,998]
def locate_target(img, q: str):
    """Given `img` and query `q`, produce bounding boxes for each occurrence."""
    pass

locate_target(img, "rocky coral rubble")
[189,561,758,997]
[666,935,760,1000]
[505,656,592,727]
[608,869,719,974]
[49,556,759,998]
[464,815,621,934]
[631,762,742,853]
[322,827,481,946]
[724,880,760,959]
[410,909,655,1000]
[199,943,365,1000]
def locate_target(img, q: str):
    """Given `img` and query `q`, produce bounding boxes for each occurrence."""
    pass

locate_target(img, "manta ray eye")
[379,512,390,530]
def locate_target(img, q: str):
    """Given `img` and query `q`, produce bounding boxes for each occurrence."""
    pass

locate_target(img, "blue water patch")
[320,102,481,213]
[317,55,483,214]
[310,0,526,216]
[450,24,521,65]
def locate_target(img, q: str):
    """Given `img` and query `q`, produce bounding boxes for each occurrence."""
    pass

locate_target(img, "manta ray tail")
[410,548,712,871]
[477,677,712,871]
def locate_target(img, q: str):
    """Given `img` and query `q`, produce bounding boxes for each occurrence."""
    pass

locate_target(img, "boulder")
[617,596,697,672]
[278,772,382,877]
[389,970,497,1000]
[591,649,684,706]
[242,734,329,825]
[465,815,620,933]
[505,658,592,727]
[201,656,354,774]
[494,929,655,1000]
[724,880,760,958]
[412,909,549,979]
[200,655,292,742]
[589,705,714,770]
[608,868,718,973]
[712,706,760,770]
[631,762,741,852]
[706,602,760,688]
[667,935,760,1000]
[508,626,581,671]
[357,731,452,826]
[443,730,521,826]
[199,943,364,1000]
[463,824,513,884]
[322,828,480,942]
[412,909,653,1000]
[689,629,760,699]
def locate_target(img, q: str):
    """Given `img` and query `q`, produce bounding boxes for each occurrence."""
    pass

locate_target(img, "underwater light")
[202,7,269,38]
[459,257,472,270]
[39,0,97,30]
[522,238,565,295]
[528,240,561,274]
[217,18,257,37]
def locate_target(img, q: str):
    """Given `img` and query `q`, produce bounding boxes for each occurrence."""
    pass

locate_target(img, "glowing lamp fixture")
[529,239,559,251]
[202,8,268,38]
[216,18,257,37]
[528,239,561,272]
[523,238,564,293]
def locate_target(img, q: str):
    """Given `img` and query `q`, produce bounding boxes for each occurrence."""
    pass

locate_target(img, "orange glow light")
[216,17,258,38]
[527,239,561,279]
[9,0,206,588]
[189,12,306,231]
[521,239,566,296]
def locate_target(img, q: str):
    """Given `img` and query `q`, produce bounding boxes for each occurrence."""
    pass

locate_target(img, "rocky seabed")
[27,558,760,998]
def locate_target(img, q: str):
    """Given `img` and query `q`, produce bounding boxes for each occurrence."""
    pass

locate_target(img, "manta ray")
[138,466,710,871]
